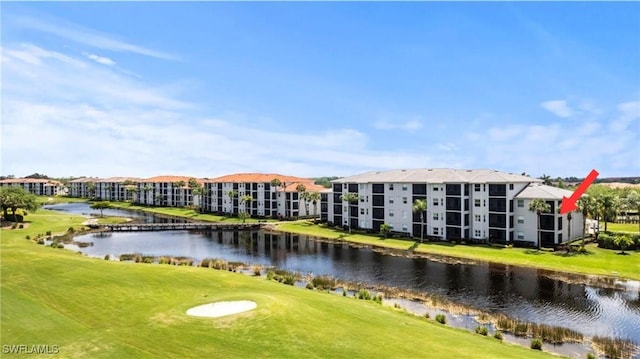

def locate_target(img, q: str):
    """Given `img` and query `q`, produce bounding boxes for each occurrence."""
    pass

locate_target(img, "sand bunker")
[186,300,257,318]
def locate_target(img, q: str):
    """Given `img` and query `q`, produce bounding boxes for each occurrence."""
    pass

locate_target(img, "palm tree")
[240,195,253,223]
[105,184,114,201]
[528,199,551,250]
[142,184,152,205]
[270,178,282,217]
[340,192,359,233]
[86,182,96,199]
[614,234,633,254]
[173,180,186,207]
[577,196,594,248]
[625,190,640,233]
[412,199,427,243]
[192,185,206,213]
[539,174,552,185]
[296,183,308,217]
[227,190,238,215]
[308,191,321,219]
[596,193,620,232]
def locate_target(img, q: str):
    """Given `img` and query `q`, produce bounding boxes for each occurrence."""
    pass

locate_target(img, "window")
[483,200,486,207]
[474,214,481,222]
[517,216,524,224]
[344,207,348,213]
[483,215,486,223]
[402,197,408,204]
[517,200,524,208]
[389,198,394,204]
[474,199,481,207]
[389,211,394,217]
[474,184,481,192]
[433,213,439,220]
[402,211,407,218]
[359,183,366,190]
[402,224,408,232]
[433,228,439,235]
[389,184,395,190]
[509,184,514,190]
[517,232,525,240]
[433,187,439,192]
[475,230,481,237]
[433,198,439,206]
[402,184,408,191]
[360,208,365,215]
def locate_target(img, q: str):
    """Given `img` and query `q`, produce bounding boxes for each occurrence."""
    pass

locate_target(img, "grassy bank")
[276,222,640,281]
[35,195,89,204]
[0,211,551,358]
[107,201,275,224]
[606,222,639,233]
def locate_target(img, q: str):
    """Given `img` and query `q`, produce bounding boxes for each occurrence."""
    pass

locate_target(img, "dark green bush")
[475,326,489,336]
[530,338,542,350]
[266,271,275,280]
[357,289,372,300]
[435,314,446,325]
[312,276,337,290]
[37,239,45,245]
[586,353,596,359]
[283,274,295,285]
[104,254,110,260]
[494,331,503,341]
[305,282,314,290]
[25,235,30,240]
[68,227,75,233]
[46,230,52,236]
[373,294,383,304]
[18,224,24,229]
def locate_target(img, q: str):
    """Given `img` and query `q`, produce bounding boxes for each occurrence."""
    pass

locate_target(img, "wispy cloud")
[13,15,176,61]
[541,100,574,118]
[84,52,115,66]
[373,118,422,131]
[2,43,461,178]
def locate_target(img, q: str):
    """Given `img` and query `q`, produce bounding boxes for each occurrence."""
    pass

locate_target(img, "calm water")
[52,203,640,346]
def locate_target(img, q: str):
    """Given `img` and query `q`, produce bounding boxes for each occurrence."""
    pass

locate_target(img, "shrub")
[266,271,275,280]
[530,338,542,350]
[312,276,337,290]
[393,303,402,309]
[25,235,30,240]
[158,256,170,264]
[55,243,64,249]
[342,289,347,297]
[475,326,489,336]
[104,254,110,260]
[37,239,45,245]
[11,223,17,229]
[435,314,446,325]
[424,312,430,319]
[357,289,372,300]
[283,274,295,285]
[68,227,75,233]
[305,282,314,290]
[373,294,383,304]
[46,230,52,236]
[18,224,24,229]
[494,331,503,341]
[586,353,596,359]
[253,266,261,276]
[142,256,154,264]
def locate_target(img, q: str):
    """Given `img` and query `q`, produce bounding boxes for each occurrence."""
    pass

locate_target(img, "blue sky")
[2,2,639,179]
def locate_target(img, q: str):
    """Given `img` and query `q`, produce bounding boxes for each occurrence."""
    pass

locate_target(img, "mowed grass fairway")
[606,222,640,233]
[277,222,640,281]
[1,211,552,358]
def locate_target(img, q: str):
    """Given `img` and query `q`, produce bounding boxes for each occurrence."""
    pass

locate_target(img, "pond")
[50,203,640,354]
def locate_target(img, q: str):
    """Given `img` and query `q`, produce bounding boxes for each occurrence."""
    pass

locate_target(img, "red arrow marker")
[559,169,599,214]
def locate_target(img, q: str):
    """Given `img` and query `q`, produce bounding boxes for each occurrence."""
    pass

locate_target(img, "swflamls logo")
[2,344,60,355]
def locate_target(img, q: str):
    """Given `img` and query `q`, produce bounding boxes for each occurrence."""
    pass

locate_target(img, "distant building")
[135,176,204,207]
[203,173,325,218]
[321,168,583,247]
[95,177,141,202]
[0,178,66,196]
[68,177,100,198]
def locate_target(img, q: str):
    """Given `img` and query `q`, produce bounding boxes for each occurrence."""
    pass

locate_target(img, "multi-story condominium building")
[68,177,100,198]
[0,178,66,196]
[135,176,204,207]
[95,177,140,201]
[203,173,325,218]
[321,169,583,247]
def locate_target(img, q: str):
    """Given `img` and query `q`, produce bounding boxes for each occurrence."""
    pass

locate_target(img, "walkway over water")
[91,222,262,232]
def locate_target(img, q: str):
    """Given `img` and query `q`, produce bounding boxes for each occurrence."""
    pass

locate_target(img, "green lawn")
[95,216,131,225]
[277,222,640,281]
[107,201,276,224]
[0,210,552,358]
[35,195,89,205]
[606,222,639,233]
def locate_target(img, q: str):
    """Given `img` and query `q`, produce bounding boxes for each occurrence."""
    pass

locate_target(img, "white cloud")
[84,52,116,66]
[13,15,176,60]
[1,43,457,179]
[373,118,422,131]
[541,100,574,118]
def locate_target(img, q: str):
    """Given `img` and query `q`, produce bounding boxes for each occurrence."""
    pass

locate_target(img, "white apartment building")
[95,177,140,202]
[203,173,325,218]
[0,178,66,196]
[69,177,100,198]
[321,169,583,247]
[135,176,203,207]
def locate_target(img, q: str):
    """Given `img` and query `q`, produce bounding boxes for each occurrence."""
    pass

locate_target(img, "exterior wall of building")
[322,174,584,246]
[0,180,66,196]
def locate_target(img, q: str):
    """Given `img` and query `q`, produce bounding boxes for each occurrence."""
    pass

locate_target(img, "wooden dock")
[92,222,262,232]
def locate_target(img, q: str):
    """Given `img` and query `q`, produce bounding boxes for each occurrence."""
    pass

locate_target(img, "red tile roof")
[0,178,63,185]
[207,173,314,185]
